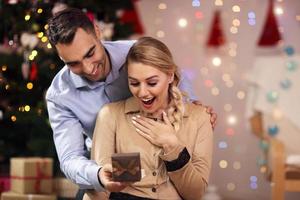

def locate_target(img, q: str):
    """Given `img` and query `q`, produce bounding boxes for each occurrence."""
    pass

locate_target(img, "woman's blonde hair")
[126,37,184,131]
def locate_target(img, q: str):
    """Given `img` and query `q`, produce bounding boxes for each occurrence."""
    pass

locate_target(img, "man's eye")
[67,63,77,68]
[87,52,94,58]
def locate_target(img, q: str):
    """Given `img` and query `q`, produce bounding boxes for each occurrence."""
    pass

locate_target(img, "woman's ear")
[168,73,174,84]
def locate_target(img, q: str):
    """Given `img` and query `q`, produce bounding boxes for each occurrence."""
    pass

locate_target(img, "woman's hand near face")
[131,112,179,153]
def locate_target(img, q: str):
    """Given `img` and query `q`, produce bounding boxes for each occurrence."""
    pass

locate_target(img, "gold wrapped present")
[10,157,53,194]
[1,191,56,200]
[53,178,78,198]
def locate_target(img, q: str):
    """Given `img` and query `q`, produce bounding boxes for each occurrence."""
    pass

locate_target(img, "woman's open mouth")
[141,97,156,109]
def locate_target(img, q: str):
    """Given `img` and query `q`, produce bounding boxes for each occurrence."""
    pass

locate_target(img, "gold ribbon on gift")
[112,160,140,177]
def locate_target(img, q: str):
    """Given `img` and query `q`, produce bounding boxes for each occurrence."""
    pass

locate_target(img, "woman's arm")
[92,105,116,165]
[160,108,213,200]
[91,104,128,193]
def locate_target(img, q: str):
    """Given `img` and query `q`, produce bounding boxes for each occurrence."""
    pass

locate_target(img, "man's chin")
[85,75,105,82]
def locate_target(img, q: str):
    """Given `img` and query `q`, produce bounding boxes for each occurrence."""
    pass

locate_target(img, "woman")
[89,37,213,200]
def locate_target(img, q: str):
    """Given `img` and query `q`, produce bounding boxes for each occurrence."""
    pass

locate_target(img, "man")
[46,7,216,198]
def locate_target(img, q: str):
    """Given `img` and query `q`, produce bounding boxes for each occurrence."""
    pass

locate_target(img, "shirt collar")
[124,97,190,117]
[103,45,125,85]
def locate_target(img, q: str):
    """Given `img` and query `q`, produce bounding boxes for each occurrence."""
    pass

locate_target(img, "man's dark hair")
[47,8,95,46]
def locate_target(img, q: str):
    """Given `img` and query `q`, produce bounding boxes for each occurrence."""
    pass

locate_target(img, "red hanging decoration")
[258,0,281,46]
[29,62,38,81]
[120,0,144,34]
[206,10,226,48]
[86,11,95,23]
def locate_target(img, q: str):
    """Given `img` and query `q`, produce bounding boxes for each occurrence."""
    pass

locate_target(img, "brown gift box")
[111,152,141,182]
[1,191,56,200]
[10,157,53,194]
[53,178,78,198]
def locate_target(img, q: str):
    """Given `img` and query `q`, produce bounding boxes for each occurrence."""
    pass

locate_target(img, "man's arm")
[46,99,103,191]
[178,70,198,101]
[178,71,217,129]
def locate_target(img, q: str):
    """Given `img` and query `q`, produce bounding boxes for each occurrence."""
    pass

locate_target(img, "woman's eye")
[148,82,157,87]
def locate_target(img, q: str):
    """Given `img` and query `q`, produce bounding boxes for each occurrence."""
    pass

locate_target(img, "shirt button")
[152,188,156,193]
[152,171,157,176]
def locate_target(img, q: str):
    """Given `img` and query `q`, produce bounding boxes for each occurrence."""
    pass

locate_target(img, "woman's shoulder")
[185,102,210,122]
[98,100,127,117]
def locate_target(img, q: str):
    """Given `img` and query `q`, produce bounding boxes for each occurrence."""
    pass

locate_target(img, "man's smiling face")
[56,27,110,82]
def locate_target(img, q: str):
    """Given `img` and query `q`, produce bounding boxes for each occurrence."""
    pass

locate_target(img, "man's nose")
[82,60,93,74]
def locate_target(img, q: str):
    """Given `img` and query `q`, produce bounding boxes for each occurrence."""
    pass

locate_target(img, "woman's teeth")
[142,97,155,105]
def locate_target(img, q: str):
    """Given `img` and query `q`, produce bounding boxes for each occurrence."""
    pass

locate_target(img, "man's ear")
[93,22,101,39]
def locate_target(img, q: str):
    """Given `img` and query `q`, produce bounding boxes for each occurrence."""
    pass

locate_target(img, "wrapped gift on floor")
[1,191,56,200]
[0,176,10,193]
[10,158,53,194]
[53,178,78,198]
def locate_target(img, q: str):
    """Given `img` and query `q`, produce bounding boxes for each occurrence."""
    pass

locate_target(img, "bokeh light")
[211,87,220,96]
[11,115,17,122]
[250,176,258,182]
[224,104,232,112]
[225,80,234,88]
[25,14,31,21]
[274,6,284,15]
[227,183,236,191]
[195,11,203,19]
[218,141,228,149]
[226,128,235,136]
[230,26,238,34]
[205,79,214,88]
[200,67,209,76]
[24,105,30,112]
[192,0,200,7]
[232,5,240,12]
[158,3,167,10]
[1,65,7,71]
[237,91,246,100]
[232,19,240,27]
[260,166,267,173]
[229,49,237,57]
[250,182,258,189]
[222,73,231,82]
[156,30,165,38]
[26,82,33,90]
[272,108,283,120]
[248,18,256,26]
[178,18,188,28]
[219,160,228,168]
[37,8,43,14]
[215,0,223,6]
[227,115,237,125]
[212,57,222,66]
[248,11,256,19]
[233,161,241,170]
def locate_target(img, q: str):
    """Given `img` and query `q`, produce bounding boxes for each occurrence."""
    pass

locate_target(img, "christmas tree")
[0,0,141,173]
